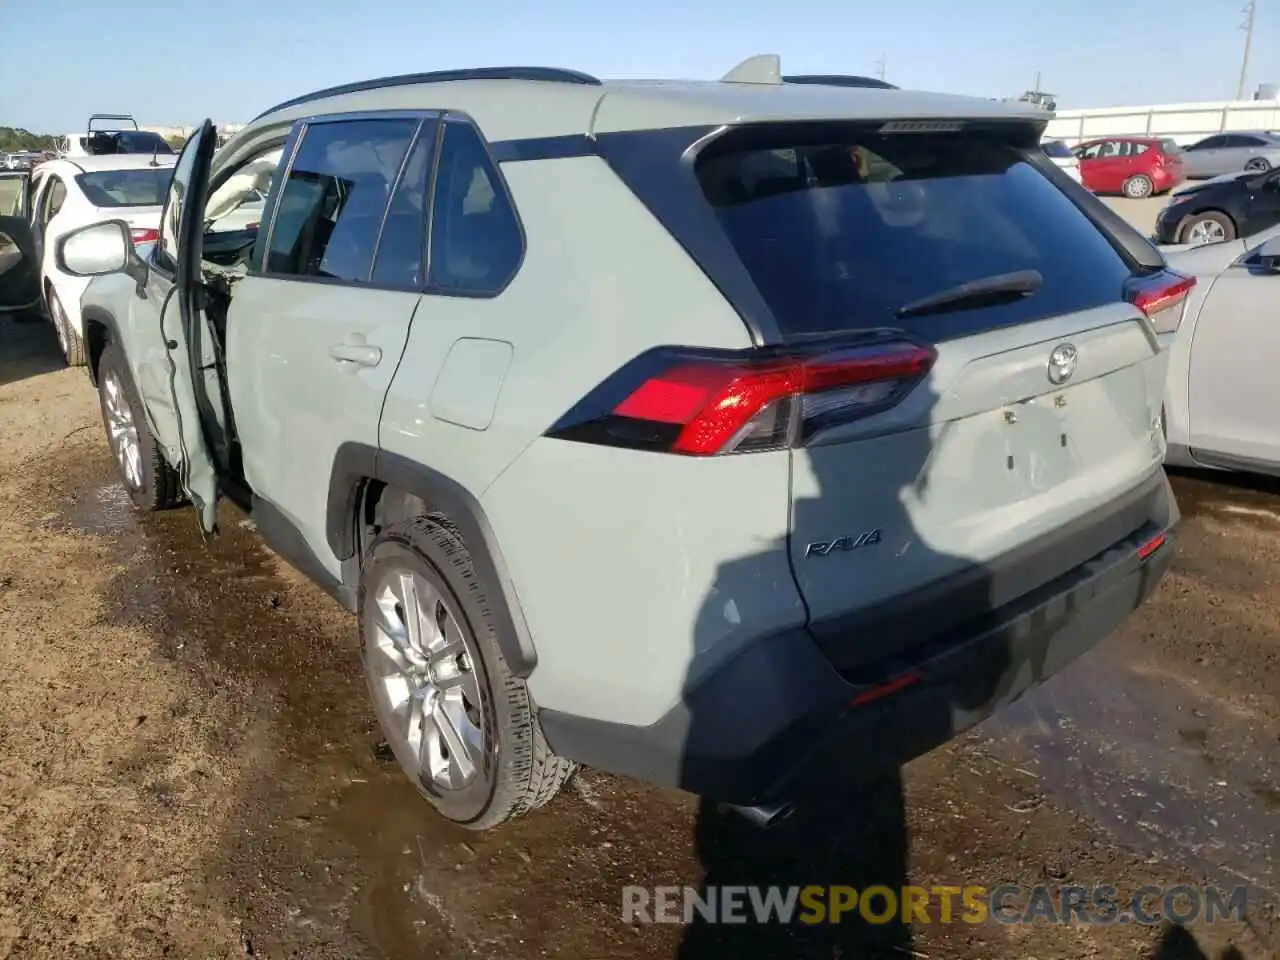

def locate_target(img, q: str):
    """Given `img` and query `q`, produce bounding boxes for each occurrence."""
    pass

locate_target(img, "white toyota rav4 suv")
[0,58,1181,830]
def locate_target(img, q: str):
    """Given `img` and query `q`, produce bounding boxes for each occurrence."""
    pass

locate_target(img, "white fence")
[1044,99,1280,146]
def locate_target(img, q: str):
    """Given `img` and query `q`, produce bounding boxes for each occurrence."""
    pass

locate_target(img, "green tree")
[0,127,56,152]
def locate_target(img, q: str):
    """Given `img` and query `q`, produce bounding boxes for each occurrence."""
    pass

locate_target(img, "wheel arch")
[327,442,538,677]
[80,304,121,387]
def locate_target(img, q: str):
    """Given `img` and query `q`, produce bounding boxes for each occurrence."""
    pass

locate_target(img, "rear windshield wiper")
[894,269,1043,319]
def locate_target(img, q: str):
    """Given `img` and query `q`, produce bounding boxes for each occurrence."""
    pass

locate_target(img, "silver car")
[1180,131,1280,179]
[1161,222,1280,473]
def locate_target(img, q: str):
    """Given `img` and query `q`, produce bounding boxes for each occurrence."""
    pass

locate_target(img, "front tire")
[96,343,185,511]
[359,515,574,830]
[1245,157,1271,173]
[48,286,86,367]
[1178,210,1236,246]
[1122,174,1154,199]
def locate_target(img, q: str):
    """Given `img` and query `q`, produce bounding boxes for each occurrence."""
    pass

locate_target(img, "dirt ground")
[0,288,1277,958]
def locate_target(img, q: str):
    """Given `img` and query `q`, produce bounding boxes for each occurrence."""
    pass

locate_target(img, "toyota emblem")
[1048,343,1078,385]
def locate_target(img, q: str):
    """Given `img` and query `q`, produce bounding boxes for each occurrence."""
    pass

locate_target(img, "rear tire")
[1177,210,1236,246]
[95,343,185,511]
[1122,174,1154,199]
[359,515,575,830]
[48,287,86,367]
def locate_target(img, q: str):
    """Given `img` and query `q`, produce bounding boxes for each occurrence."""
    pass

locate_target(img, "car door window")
[1098,141,1122,158]
[1192,136,1224,151]
[265,117,418,283]
[1079,143,1103,160]
[42,177,66,224]
[370,121,438,288]
[426,120,524,295]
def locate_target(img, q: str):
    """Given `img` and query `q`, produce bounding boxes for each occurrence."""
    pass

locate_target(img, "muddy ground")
[0,310,1277,960]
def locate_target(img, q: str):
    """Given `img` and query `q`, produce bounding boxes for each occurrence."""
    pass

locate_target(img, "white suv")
[0,58,1181,830]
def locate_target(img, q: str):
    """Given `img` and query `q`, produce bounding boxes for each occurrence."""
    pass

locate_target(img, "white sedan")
[26,154,177,365]
[1160,222,1280,474]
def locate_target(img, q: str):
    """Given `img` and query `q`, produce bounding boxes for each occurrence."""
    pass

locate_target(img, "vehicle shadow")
[1166,464,1280,500]
[0,310,63,388]
[1148,923,1244,960]
[675,365,1016,958]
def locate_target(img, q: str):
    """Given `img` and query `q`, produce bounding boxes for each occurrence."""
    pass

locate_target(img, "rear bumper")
[540,471,1178,804]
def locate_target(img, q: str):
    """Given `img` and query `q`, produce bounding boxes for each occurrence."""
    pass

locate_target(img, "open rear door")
[146,119,222,531]
[0,171,38,311]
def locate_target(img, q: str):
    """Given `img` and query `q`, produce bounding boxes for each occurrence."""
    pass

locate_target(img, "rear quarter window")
[695,131,1134,341]
[1160,139,1182,155]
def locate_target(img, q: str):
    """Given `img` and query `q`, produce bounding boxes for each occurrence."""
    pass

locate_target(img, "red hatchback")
[1073,137,1186,198]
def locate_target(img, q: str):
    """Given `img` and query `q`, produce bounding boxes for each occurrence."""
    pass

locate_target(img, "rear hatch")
[1156,138,1184,179]
[694,123,1181,673]
[75,166,171,243]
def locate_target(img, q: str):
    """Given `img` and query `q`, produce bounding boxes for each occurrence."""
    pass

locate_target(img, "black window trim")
[423,111,529,300]
[253,109,438,294]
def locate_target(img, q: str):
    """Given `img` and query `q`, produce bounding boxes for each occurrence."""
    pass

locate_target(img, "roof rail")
[88,113,139,131]
[253,66,602,121]
[783,74,898,91]
[721,54,783,85]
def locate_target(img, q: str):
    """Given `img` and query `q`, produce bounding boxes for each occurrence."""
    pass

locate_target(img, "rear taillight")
[130,227,159,246]
[1126,270,1195,335]
[546,339,936,456]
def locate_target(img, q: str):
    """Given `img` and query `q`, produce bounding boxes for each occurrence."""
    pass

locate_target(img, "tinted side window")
[427,121,523,295]
[266,118,418,283]
[371,122,437,288]
[44,177,66,222]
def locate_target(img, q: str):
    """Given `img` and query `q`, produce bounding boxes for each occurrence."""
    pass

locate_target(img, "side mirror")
[1256,236,1280,272]
[56,220,132,277]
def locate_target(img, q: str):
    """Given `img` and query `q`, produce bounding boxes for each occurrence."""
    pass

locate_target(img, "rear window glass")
[1160,139,1181,154]
[1040,140,1073,159]
[695,131,1133,340]
[76,169,172,207]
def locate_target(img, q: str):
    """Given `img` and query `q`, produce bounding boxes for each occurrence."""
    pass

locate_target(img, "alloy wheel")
[50,294,69,357]
[365,564,489,795]
[102,369,143,490]
[1185,219,1227,246]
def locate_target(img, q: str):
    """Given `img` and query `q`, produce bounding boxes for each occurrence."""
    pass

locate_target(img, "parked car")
[1072,137,1185,198]
[1153,166,1280,246]
[0,58,1179,830]
[1180,131,1280,179]
[0,155,177,362]
[1159,222,1280,475]
[1041,139,1083,185]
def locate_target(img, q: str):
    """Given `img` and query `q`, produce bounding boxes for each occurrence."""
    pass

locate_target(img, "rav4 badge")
[805,529,883,558]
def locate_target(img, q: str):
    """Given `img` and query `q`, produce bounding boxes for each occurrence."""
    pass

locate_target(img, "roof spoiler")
[721,54,782,85]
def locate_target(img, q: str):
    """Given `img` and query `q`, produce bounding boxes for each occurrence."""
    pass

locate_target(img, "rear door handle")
[329,340,382,368]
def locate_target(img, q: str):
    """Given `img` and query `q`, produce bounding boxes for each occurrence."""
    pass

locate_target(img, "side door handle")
[329,335,382,368]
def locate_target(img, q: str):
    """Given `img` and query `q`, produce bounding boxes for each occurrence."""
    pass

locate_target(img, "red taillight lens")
[548,339,936,456]
[1138,531,1166,560]
[1126,270,1195,335]
[130,227,159,246]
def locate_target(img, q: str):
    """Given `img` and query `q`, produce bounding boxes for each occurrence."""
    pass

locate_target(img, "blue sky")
[3,0,1277,132]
